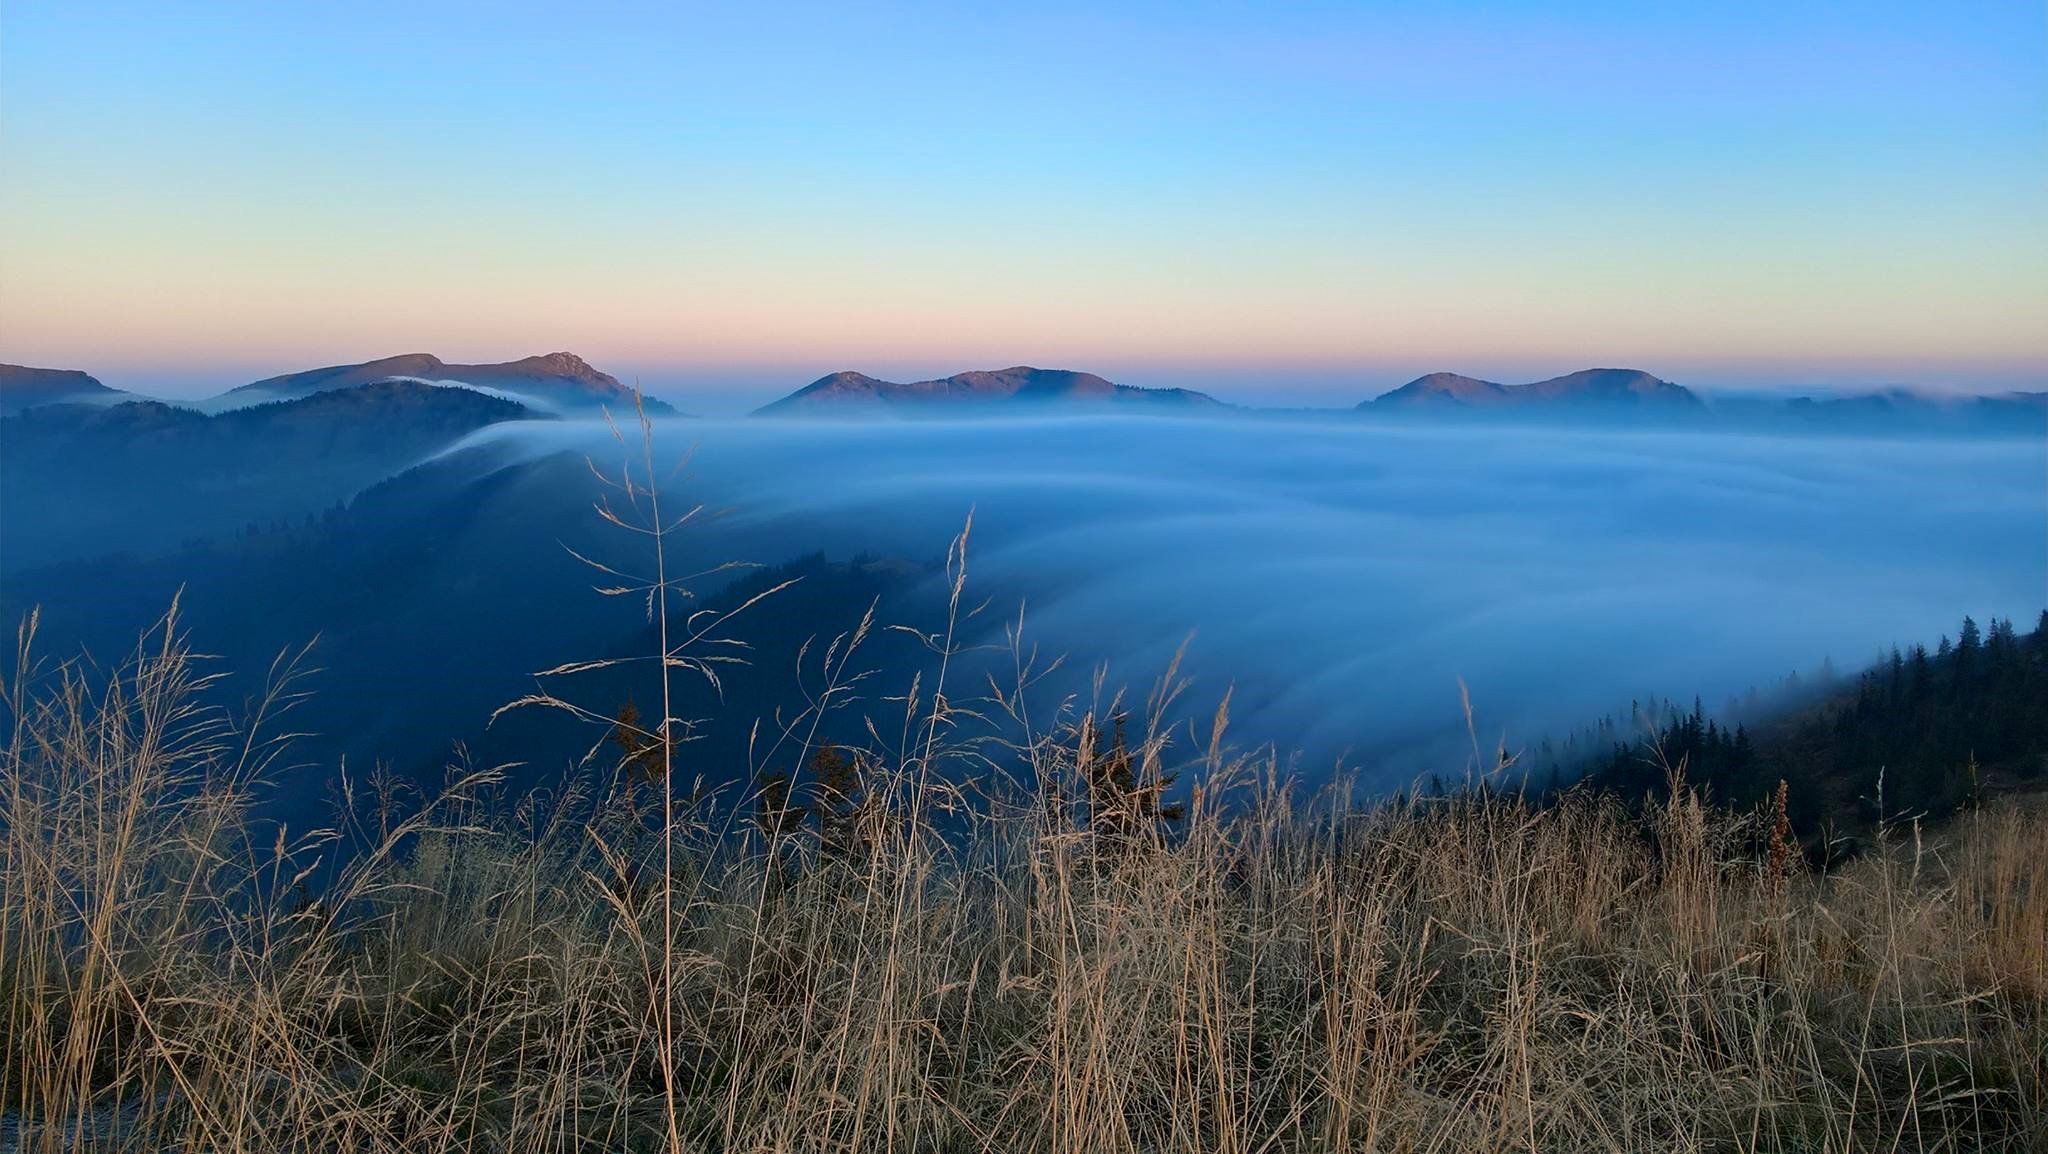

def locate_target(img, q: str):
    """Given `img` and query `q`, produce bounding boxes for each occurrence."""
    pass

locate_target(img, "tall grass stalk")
[4,606,2046,1151]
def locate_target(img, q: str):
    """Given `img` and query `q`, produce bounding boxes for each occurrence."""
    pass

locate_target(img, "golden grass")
[3,598,2045,1153]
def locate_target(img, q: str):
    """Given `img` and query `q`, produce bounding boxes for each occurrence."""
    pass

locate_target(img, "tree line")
[1575,611,2048,836]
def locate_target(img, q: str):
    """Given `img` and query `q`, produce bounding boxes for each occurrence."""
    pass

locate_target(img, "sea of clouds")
[445,414,2045,783]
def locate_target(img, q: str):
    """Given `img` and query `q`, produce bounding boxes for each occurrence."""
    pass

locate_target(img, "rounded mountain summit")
[1368,368,1703,411]
[753,366,1225,416]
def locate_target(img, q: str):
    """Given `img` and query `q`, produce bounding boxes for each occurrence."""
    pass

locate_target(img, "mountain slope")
[0,444,936,816]
[755,366,1225,416]
[1,380,538,569]
[1571,613,2048,839]
[225,351,673,414]
[0,364,129,414]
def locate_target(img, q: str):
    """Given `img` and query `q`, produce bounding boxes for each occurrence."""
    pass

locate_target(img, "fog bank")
[448,415,2046,779]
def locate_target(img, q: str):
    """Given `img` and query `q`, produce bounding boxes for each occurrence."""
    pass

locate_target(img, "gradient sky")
[2,1,2044,405]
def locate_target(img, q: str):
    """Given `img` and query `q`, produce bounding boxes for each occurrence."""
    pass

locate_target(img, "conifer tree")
[811,744,868,861]
[1086,713,1186,856]
[608,701,665,785]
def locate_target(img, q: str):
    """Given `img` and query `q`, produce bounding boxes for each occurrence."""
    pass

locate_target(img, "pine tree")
[754,770,806,840]
[811,744,867,861]
[608,701,666,790]
[1086,713,1185,856]
[1955,616,1982,691]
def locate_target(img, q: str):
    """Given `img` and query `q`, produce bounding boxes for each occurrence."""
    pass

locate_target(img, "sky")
[2,1,2044,406]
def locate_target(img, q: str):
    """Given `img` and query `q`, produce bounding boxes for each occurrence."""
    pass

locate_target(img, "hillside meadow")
[4,581,2044,1152]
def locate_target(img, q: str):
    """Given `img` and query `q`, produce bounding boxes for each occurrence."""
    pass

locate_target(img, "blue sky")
[2,1,2043,404]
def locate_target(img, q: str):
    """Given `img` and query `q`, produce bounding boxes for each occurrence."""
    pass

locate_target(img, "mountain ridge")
[1369,367,1702,411]
[0,380,541,570]
[225,351,673,414]
[5,355,2035,432]
[754,365,1227,417]
[0,364,130,414]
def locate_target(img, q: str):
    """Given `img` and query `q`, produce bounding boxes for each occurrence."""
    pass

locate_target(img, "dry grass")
[3,596,2046,1153]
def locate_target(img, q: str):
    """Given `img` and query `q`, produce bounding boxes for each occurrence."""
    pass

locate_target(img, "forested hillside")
[1573,613,2047,835]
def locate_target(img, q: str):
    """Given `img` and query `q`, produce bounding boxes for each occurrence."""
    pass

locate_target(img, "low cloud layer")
[451,415,2047,782]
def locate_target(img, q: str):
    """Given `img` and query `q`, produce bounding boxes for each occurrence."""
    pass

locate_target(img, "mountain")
[1366,367,1702,414]
[0,364,129,414]
[754,366,1225,416]
[223,351,674,414]
[0,380,538,570]
[1518,368,1702,407]
[1368,370,2043,435]
[1372,372,1514,408]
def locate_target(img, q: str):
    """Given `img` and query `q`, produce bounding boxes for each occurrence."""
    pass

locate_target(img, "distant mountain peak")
[372,352,444,371]
[1520,368,1699,405]
[1366,367,1701,413]
[519,351,604,376]
[1371,372,1513,408]
[755,365,1223,416]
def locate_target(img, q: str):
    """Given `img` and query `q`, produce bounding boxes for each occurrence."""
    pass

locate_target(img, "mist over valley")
[4,356,2040,811]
